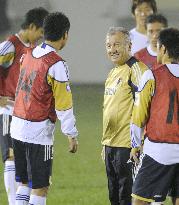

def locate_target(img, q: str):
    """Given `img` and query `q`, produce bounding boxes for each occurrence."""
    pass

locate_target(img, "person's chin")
[113,60,121,66]
[111,58,119,65]
[152,41,157,47]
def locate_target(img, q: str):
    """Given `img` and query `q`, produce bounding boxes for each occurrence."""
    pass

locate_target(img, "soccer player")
[131,28,179,205]
[0,7,48,205]
[134,14,168,70]
[130,0,157,55]
[133,14,168,205]
[10,12,78,205]
[102,26,153,205]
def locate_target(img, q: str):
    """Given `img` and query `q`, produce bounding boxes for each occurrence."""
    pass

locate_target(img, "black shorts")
[12,138,53,189]
[169,164,179,198]
[0,114,12,162]
[132,154,179,203]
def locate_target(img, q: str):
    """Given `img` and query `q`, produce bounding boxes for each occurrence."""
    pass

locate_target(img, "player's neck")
[44,40,59,51]
[150,45,157,53]
[115,55,132,66]
[17,30,29,44]
[136,25,146,35]
[162,55,174,64]
[45,39,65,51]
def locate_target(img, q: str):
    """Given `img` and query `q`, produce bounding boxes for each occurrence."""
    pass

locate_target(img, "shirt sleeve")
[47,60,78,137]
[0,40,15,69]
[130,69,155,148]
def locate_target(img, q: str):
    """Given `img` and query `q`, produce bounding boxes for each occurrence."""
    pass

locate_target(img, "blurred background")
[0,1,178,204]
[0,0,178,84]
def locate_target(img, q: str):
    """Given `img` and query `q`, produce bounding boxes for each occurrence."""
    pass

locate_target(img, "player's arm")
[47,61,78,153]
[0,40,15,69]
[130,69,155,161]
[0,40,16,106]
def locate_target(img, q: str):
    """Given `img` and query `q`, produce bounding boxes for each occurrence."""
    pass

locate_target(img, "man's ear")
[29,23,36,31]
[162,45,167,55]
[129,42,132,52]
[63,31,68,40]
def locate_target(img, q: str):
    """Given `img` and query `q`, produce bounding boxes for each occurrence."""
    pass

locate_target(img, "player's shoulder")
[135,59,149,72]
[44,51,62,64]
[127,56,152,80]
[48,60,69,82]
[135,47,147,57]
[6,34,26,48]
[126,56,148,71]
[154,64,165,70]
[7,34,18,42]
[153,64,165,73]
[0,39,15,55]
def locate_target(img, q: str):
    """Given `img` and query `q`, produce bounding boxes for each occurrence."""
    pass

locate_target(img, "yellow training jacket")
[102,57,152,148]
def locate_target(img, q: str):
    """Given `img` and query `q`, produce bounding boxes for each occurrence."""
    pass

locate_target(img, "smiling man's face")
[106,32,131,66]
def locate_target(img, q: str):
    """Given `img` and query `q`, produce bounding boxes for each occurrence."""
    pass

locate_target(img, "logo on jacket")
[66,83,71,92]
[105,78,122,95]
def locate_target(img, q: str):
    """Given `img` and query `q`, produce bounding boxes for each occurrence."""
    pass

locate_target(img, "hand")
[0,96,14,107]
[130,147,140,164]
[7,99,14,106]
[101,146,105,162]
[68,136,78,153]
[0,96,8,107]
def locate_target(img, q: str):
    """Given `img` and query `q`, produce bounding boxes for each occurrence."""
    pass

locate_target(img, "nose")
[152,32,159,39]
[111,44,118,52]
[140,11,148,17]
[40,32,44,38]
[108,47,117,55]
[140,12,145,16]
[40,30,44,38]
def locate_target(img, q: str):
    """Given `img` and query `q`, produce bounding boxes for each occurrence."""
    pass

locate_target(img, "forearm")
[131,71,155,147]
[56,108,78,138]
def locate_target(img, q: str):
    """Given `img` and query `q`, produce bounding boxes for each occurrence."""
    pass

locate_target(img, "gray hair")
[106,27,131,45]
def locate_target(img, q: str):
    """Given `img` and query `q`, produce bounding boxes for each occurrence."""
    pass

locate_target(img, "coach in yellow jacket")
[102,27,154,205]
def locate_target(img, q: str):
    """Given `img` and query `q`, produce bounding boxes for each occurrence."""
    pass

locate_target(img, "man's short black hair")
[158,28,179,62]
[43,12,70,41]
[146,14,168,28]
[21,7,49,29]
[131,0,157,15]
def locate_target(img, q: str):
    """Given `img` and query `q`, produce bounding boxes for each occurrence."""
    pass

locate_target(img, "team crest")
[116,78,122,85]
[66,83,71,92]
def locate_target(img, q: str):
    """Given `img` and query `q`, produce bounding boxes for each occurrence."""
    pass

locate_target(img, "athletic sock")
[4,160,17,205]
[28,195,46,205]
[16,185,30,205]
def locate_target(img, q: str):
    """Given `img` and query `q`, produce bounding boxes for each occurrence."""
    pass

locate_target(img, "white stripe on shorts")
[44,145,52,161]
[3,114,9,136]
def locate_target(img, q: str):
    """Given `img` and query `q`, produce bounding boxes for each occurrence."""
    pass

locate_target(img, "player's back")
[146,63,179,143]
[13,47,61,123]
